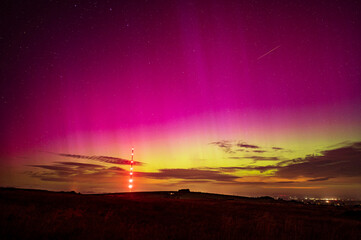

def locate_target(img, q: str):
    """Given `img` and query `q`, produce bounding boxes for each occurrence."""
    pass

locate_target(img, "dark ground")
[0,188,360,240]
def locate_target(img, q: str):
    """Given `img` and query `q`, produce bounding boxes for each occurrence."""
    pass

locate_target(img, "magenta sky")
[1,0,360,197]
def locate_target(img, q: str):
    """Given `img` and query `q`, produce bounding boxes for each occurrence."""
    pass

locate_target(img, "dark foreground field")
[0,188,360,240]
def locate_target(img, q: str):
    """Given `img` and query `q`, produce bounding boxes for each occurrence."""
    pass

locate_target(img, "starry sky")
[1,0,361,198]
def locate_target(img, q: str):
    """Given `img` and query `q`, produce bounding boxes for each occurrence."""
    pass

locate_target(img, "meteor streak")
[257,45,281,60]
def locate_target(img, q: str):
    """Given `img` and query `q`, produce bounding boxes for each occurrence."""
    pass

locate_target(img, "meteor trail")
[257,45,281,60]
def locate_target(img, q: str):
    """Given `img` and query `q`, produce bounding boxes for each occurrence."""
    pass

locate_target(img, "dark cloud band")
[57,153,143,165]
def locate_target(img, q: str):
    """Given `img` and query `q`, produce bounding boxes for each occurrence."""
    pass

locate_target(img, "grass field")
[0,188,360,240]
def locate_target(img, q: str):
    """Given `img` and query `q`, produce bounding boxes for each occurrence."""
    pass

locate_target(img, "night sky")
[1,0,361,197]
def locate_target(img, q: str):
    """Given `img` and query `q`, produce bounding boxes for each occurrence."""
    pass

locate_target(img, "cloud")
[237,143,260,149]
[27,163,239,183]
[57,153,143,166]
[210,141,234,153]
[219,166,279,173]
[275,181,296,184]
[211,180,300,186]
[29,165,75,172]
[244,156,280,161]
[37,177,71,182]
[210,140,290,156]
[211,140,278,154]
[228,156,280,162]
[29,141,360,188]
[276,158,305,166]
[158,180,212,187]
[55,162,104,168]
[211,141,361,185]
[138,168,240,182]
[276,142,361,179]
[253,150,267,153]
[307,177,332,182]
[107,166,125,171]
[27,161,126,182]
[212,181,267,185]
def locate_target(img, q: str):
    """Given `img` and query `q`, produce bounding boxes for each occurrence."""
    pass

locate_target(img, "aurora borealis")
[1,0,360,197]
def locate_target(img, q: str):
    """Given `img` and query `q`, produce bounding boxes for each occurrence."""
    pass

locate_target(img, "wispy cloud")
[253,150,267,153]
[56,153,143,165]
[244,156,280,161]
[27,163,239,183]
[237,143,260,149]
[55,162,104,168]
[307,177,332,182]
[219,166,279,173]
[211,140,284,154]
[212,181,267,185]
[210,140,234,153]
[27,161,126,182]
[138,168,240,182]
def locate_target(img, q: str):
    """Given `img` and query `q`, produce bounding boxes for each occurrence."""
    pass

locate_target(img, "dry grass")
[0,188,360,240]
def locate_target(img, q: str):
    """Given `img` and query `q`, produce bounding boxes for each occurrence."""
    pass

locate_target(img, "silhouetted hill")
[0,188,360,239]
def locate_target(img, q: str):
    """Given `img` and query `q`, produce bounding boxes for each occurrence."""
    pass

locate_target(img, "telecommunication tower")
[129,147,134,191]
